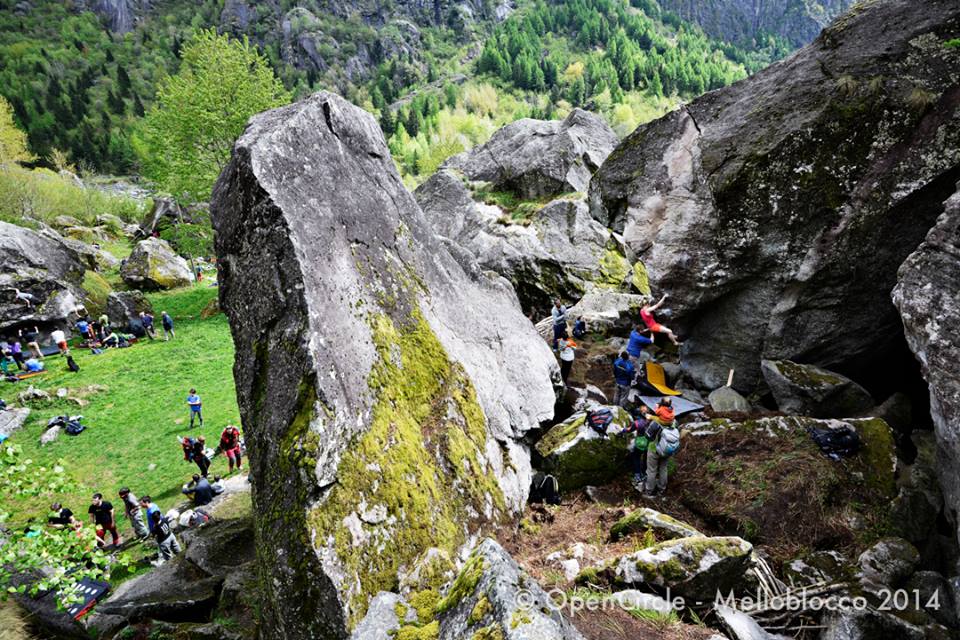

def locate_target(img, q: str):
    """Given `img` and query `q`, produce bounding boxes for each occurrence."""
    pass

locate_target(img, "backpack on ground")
[66,355,80,373]
[809,425,860,460]
[656,423,681,457]
[529,472,561,505]
[65,419,85,435]
[585,408,615,437]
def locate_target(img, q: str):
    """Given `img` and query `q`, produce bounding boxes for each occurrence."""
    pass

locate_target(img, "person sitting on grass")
[218,425,243,473]
[23,357,44,373]
[149,509,181,566]
[182,435,211,477]
[47,502,75,528]
[640,294,681,346]
[187,389,203,427]
[182,473,215,506]
[88,493,121,547]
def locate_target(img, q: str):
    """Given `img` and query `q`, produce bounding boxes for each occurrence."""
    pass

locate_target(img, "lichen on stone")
[306,308,505,625]
[597,246,629,287]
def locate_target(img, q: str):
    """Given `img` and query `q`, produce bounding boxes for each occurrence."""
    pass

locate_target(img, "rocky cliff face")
[211,91,558,638]
[78,0,149,33]
[659,0,853,48]
[590,0,960,391]
[893,185,960,547]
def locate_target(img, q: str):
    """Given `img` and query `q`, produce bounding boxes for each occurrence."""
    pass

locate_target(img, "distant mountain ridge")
[658,0,854,47]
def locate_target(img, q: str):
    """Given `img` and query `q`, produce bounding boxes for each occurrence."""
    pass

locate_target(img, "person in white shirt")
[50,329,68,355]
[558,336,577,384]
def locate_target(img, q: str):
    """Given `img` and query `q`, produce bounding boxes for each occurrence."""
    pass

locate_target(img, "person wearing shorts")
[219,425,243,473]
[50,328,68,355]
[20,327,42,359]
[640,294,681,346]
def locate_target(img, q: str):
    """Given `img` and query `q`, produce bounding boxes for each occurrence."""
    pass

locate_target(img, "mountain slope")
[658,0,854,48]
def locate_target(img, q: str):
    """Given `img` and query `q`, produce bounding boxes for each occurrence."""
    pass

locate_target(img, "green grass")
[0,284,239,532]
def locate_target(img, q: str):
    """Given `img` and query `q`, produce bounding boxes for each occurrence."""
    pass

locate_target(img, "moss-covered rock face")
[211,92,558,639]
[610,507,702,541]
[612,536,754,601]
[761,359,875,418]
[535,407,635,491]
[589,0,960,392]
[308,310,507,625]
[674,416,897,563]
[120,237,192,290]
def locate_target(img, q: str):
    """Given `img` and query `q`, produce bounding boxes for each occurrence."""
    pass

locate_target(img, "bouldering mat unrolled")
[638,395,704,416]
[64,578,110,619]
[638,361,681,396]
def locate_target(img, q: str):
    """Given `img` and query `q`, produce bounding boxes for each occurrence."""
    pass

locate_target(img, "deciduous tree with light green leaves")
[0,96,33,167]
[135,29,290,202]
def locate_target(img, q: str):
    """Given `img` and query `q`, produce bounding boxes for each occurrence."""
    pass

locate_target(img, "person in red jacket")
[218,425,243,473]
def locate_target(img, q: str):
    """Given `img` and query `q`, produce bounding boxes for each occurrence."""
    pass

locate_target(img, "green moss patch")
[631,260,651,295]
[598,247,629,287]
[307,309,505,626]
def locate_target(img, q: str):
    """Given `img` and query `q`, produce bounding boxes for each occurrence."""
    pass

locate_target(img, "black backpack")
[809,425,860,460]
[529,472,561,505]
[66,355,80,373]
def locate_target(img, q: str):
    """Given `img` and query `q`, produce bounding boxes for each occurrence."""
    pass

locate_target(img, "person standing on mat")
[640,294,681,346]
[161,311,175,341]
[19,327,42,359]
[187,388,203,427]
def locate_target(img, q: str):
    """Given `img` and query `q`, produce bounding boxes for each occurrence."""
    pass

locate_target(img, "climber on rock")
[640,294,681,346]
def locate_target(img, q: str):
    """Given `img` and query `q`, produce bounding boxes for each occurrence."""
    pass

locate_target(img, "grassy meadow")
[0,284,240,534]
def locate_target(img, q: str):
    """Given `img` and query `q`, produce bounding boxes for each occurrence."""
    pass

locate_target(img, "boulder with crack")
[105,290,153,331]
[893,185,960,549]
[416,169,627,312]
[211,91,559,638]
[445,108,619,200]
[761,359,874,418]
[0,407,29,440]
[612,536,754,601]
[589,0,960,392]
[535,407,634,491]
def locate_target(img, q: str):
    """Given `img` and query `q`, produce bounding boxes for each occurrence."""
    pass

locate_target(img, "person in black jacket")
[182,474,214,506]
[150,510,181,565]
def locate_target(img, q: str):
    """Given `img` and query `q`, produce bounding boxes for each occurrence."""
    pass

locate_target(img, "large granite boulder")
[612,536,754,601]
[893,185,960,549]
[0,221,87,335]
[211,91,559,638]
[446,108,619,200]
[416,169,626,312]
[857,537,920,593]
[120,237,192,290]
[534,407,634,491]
[761,359,874,418]
[589,0,960,392]
[105,290,153,331]
[0,407,30,440]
